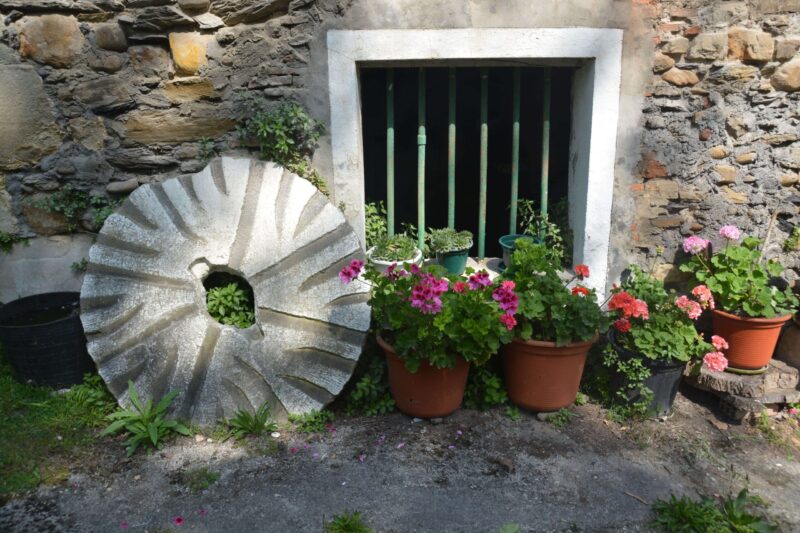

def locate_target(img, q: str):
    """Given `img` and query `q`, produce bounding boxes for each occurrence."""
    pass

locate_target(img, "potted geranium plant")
[367,234,423,274]
[606,266,729,416]
[679,226,798,371]
[339,260,517,418]
[499,239,607,412]
[428,228,473,275]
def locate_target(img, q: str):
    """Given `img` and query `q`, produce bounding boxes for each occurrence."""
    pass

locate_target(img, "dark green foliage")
[180,467,220,493]
[517,197,572,267]
[547,408,574,428]
[227,402,278,440]
[288,409,334,433]
[346,355,395,417]
[0,232,28,253]
[326,511,372,533]
[784,227,800,252]
[651,489,776,533]
[101,381,191,456]
[70,258,88,273]
[237,96,328,194]
[463,364,508,410]
[364,201,388,250]
[206,280,255,329]
[581,340,652,422]
[428,227,473,254]
[65,373,116,423]
[29,185,120,233]
[370,234,418,262]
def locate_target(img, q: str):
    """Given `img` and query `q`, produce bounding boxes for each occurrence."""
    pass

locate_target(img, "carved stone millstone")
[80,157,370,425]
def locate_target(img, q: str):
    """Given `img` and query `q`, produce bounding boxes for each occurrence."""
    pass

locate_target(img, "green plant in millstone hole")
[370,234,418,262]
[428,227,473,254]
[326,511,372,533]
[227,401,278,440]
[101,381,192,456]
[364,201,388,250]
[651,488,776,532]
[206,281,255,329]
[288,409,333,433]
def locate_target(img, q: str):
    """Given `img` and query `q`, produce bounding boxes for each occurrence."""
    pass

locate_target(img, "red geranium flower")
[613,318,631,333]
[574,264,590,279]
[571,286,589,297]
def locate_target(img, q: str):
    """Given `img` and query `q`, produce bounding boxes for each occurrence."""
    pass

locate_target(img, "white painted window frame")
[327,28,623,295]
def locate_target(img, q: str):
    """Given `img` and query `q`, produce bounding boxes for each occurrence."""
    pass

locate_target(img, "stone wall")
[0,0,798,295]
[623,0,800,285]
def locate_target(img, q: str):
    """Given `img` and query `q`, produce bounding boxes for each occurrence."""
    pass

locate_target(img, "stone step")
[685,359,798,399]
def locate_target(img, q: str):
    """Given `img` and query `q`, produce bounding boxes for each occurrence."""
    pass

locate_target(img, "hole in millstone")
[202,271,256,329]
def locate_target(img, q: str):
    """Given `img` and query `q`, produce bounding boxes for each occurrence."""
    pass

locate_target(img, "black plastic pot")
[0,292,94,388]
[608,330,686,416]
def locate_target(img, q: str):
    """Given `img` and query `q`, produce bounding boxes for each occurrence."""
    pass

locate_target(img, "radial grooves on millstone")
[257,308,365,346]
[96,233,161,256]
[228,160,265,270]
[179,323,221,420]
[279,374,334,405]
[116,201,160,231]
[209,158,227,195]
[80,294,123,312]
[147,344,180,405]
[299,250,362,292]
[249,223,351,286]
[151,184,205,243]
[86,263,193,291]
[106,352,148,397]
[84,302,144,337]
[93,303,196,363]
[230,354,287,417]
[293,192,329,239]
[283,347,358,375]
[178,173,202,206]
[274,168,293,239]
[326,292,370,308]
[222,377,256,414]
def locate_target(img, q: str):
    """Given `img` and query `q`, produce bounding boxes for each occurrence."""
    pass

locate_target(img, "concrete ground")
[2,390,799,532]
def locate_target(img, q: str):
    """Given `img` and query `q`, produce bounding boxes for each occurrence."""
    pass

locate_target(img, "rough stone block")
[715,164,737,184]
[661,36,690,55]
[0,65,62,171]
[16,14,85,68]
[775,38,800,61]
[123,106,235,144]
[73,76,135,114]
[728,27,774,61]
[662,67,699,86]
[94,22,128,52]
[687,359,798,398]
[168,32,211,75]
[68,116,108,152]
[210,0,290,25]
[771,58,800,92]
[164,77,219,102]
[775,145,800,170]
[687,32,727,60]
[80,157,371,425]
[653,52,675,73]
[129,45,170,77]
[708,146,728,159]
[0,174,18,233]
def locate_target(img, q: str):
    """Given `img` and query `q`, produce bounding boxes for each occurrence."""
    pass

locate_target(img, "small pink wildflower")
[447,445,456,450]
[357,454,366,463]
[703,351,728,372]
[396,442,406,449]
[290,446,298,454]
[456,430,463,437]
[120,521,129,530]
[789,407,799,416]
[711,335,729,351]
[197,509,209,517]
[172,516,185,526]
[719,225,741,240]
[682,235,709,255]
[468,271,491,290]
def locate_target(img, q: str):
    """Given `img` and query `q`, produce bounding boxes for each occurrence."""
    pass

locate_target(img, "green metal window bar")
[383,67,552,259]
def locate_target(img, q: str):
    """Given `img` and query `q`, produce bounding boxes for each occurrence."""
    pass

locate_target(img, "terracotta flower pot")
[712,309,792,370]
[377,334,469,419]
[501,335,598,412]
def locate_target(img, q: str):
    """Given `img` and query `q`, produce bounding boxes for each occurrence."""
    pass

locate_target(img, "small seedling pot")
[366,247,423,274]
[498,234,536,269]
[435,244,472,276]
[377,334,469,419]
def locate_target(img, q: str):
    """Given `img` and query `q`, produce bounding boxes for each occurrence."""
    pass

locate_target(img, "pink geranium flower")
[676,295,702,320]
[492,282,519,314]
[500,313,517,330]
[691,285,715,309]
[711,335,729,351]
[682,236,709,255]
[719,225,741,240]
[467,271,491,290]
[338,259,364,284]
[703,351,728,372]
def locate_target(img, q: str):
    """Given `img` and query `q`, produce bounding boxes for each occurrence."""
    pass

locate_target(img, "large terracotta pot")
[377,335,469,419]
[501,335,598,412]
[712,309,792,370]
